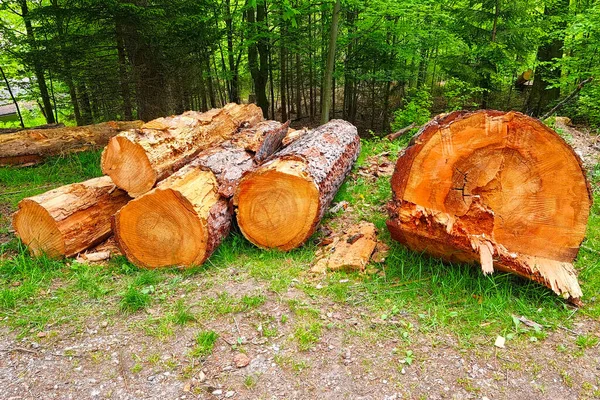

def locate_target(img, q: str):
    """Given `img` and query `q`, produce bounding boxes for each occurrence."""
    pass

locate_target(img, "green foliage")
[391,90,432,131]
[443,78,484,110]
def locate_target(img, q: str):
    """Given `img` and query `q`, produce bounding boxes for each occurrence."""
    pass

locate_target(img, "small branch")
[385,122,419,141]
[541,77,594,120]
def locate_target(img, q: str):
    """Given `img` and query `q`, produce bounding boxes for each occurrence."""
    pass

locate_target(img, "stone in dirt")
[311,221,379,273]
[233,353,250,368]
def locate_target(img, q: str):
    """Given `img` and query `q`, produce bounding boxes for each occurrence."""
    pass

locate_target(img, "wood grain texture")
[235,119,360,251]
[386,110,592,304]
[113,121,288,269]
[13,176,130,258]
[101,103,263,197]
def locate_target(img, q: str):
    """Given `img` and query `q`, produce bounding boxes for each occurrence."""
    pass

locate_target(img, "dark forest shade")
[1,0,598,129]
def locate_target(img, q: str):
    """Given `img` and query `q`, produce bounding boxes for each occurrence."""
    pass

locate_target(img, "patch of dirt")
[0,269,599,400]
[555,119,600,170]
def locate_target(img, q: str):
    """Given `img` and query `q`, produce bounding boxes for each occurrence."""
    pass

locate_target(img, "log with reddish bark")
[101,103,263,197]
[234,119,360,251]
[112,121,289,269]
[0,121,142,166]
[12,176,130,258]
[386,110,593,304]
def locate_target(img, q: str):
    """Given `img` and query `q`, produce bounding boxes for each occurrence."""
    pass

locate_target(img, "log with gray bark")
[386,110,592,305]
[0,121,142,166]
[112,121,289,269]
[234,119,361,251]
[101,103,263,197]
[12,176,130,258]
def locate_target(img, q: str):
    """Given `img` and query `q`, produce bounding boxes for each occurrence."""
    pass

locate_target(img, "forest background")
[0,0,598,134]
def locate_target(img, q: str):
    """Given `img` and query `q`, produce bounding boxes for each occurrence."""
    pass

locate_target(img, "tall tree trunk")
[20,0,55,124]
[525,0,569,116]
[78,81,93,124]
[205,56,217,108]
[321,0,341,124]
[225,0,239,103]
[481,0,500,108]
[308,12,314,122]
[51,0,82,125]
[0,66,24,128]
[119,3,167,121]
[248,1,269,117]
[115,20,133,120]
[280,23,288,121]
[257,1,270,117]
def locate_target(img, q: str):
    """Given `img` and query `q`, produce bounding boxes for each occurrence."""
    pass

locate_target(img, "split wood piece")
[0,121,142,166]
[235,119,361,251]
[311,221,378,273]
[12,176,130,258]
[113,121,289,269]
[386,110,593,304]
[282,127,308,146]
[230,120,289,163]
[101,103,263,197]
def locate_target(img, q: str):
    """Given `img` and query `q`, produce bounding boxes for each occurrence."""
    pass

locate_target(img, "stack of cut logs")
[9,106,593,305]
[12,103,361,268]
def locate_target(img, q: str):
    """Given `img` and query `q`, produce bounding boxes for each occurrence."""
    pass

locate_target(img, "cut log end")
[113,169,219,269]
[387,110,592,304]
[236,159,320,250]
[13,200,64,257]
[101,136,156,197]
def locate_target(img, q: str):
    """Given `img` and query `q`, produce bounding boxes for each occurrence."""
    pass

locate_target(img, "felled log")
[0,123,64,135]
[235,119,360,251]
[113,121,289,269]
[0,121,142,166]
[101,103,263,197]
[386,110,592,304]
[12,176,130,258]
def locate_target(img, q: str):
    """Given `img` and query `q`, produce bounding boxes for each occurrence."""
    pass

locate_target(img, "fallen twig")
[541,77,594,120]
[385,122,420,141]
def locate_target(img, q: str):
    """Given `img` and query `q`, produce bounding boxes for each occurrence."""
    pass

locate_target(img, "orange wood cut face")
[387,110,593,303]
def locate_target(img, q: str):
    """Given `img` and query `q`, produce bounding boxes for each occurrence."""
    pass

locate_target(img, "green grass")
[192,330,219,358]
[0,139,599,344]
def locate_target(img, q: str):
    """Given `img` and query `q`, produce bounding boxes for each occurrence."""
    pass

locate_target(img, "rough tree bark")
[386,110,592,304]
[235,119,360,251]
[320,0,341,124]
[101,103,263,197]
[0,120,143,166]
[19,0,55,124]
[13,176,130,258]
[112,121,289,269]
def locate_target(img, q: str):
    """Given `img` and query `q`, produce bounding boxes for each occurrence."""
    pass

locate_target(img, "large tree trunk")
[101,103,263,197]
[0,120,143,166]
[13,176,130,258]
[235,119,360,251]
[525,0,569,116]
[320,0,341,124]
[386,110,592,305]
[113,121,289,269]
[19,0,55,124]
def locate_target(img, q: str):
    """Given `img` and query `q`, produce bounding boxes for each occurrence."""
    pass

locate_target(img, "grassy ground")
[0,139,599,398]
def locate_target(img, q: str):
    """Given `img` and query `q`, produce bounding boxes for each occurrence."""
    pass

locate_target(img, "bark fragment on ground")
[311,221,380,273]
